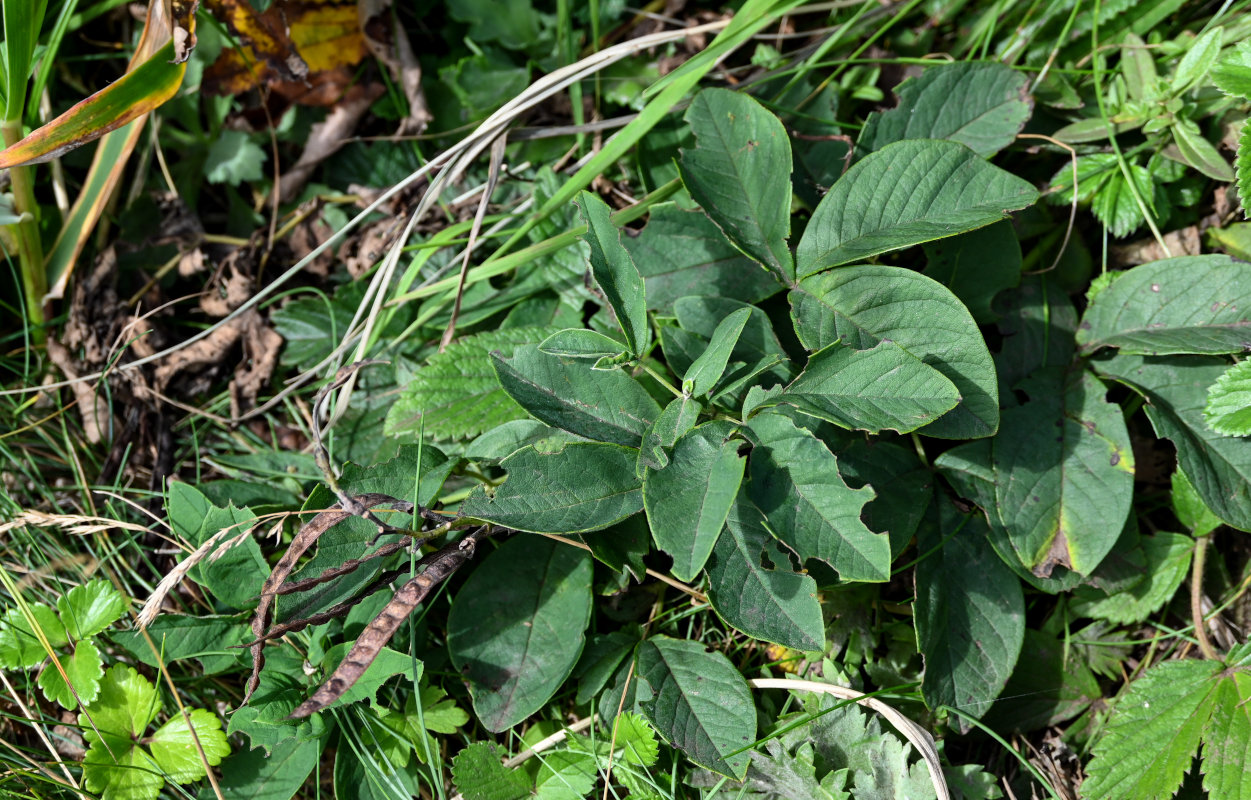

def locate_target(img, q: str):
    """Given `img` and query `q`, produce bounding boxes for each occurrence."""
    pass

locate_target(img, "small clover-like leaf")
[0,604,66,669]
[37,638,103,710]
[57,580,127,641]
[147,707,231,783]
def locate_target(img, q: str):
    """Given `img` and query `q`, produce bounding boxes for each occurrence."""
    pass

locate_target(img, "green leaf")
[623,203,783,312]
[492,345,661,446]
[1078,256,1251,356]
[1121,34,1160,102]
[828,437,933,558]
[858,61,1032,158]
[1171,118,1234,182]
[1095,353,1251,530]
[165,483,264,611]
[82,743,163,800]
[1239,120,1251,220]
[386,327,557,441]
[539,328,626,360]
[781,339,960,434]
[111,615,249,674]
[679,88,794,282]
[57,580,127,641]
[82,663,160,746]
[1071,532,1193,624]
[461,443,644,533]
[922,220,1022,323]
[684,308,751,397]
[1205,359,1251,436]
[534,750,597,800]
[745,412,888,582]
[466,421,587,461]
[1171,26,1223,94]
[637,635,756,778]
[205,129,266,185]
[452,742,532,800]
[637,395,702,475]
[147,707,230,783]
[705,492,824,651]
[915,499,1024,727]
[448,537,592,732]
[578,191,650,356]
[794,139,1038,276]
[790,265,1000,439]
[1211,41,1251,97]
[1082,654,1231,800]
[574,630,639,705]
[211,737,323,800]
[983,630,1101,734]
[316,644,416,709]
[0,603,66,668]
[643,421,744,581]
[1172,468,1223,537]
[37,638,103,710]
[1203,669,1251,799]
[612,712,661,767]
[994,275,1079,396]
[993,369,1135,576]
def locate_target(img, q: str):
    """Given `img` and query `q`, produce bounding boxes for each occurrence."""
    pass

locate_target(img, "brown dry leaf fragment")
[359,0,431,132]
[45,341,112,444]
[244,493,411,703]
[229,320,282,416]
[1031,530,1074,579]
[287,527,492,719]
[151,312,248,389]
[171,0,201,62]
[278,82,385,202]
[1110,226,1201,266]
[199,262,253,317]
[203,0,368,104]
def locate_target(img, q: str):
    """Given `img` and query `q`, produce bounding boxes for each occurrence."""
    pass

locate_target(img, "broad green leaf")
[579,514,650,580]
[643,421,744,581]
[1121,34,1160,102]
[993,369,1135,576]
[1095,353,1251,530]
[573,630,639,705]
[923,221,1022,323]
[1211,41,1251,97]
[781,339,960,434]
[447,537,592,732]
[1203,671,1251,799]
[461,443,643,533]
[81,663,160,745]
[534,750,597,800]
[1071,532,1193,624]
[82,744,163,800]
[452,742,532,800]
[684,308,751,397]
[994,275,1078,397]
[794,139,1038,276]
[674,296,788,363]
[57,580,127,641]
[0,603,66,668]
[37,638,103,710]
[212,737,324,800]
[705,492,824,651]
[492,345,660,446]
[1082,651,1241,800]
[1171,118,1234,181]
[112,615,251,673]
[1078,255,1251,356]
[1204,359,1251,436]
[637,395,702,475]
[1171,26,1223,94]
[637,635,756,778]
[578,191,650,356]
[147,707,230,783]
[679,88,794,282]
[790,266,1000,438]
[623,203,783,311]
[827,437,933,558]
[858,61,1032,158]
[745,412,888,582]
[466,420,587,461]
[317,644,417,710]
[165,483,264,611]
[915,498,1024,728]
[1172,468,1223,537]
[983,630,1101,734]
[386,327,557,441]
[204,129,266,185]
[539,328,626,360]
[1239,120,1251,220]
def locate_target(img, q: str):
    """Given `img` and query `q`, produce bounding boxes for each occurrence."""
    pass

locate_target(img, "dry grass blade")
[287,526,493,719]
[243,492,411,702]
[748,678,950,800]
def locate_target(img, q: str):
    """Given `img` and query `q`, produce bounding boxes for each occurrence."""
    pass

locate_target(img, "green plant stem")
[1191,533,1219,661]
[2,120,47,340]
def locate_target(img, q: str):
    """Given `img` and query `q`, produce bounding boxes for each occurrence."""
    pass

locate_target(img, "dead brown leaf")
[278,82,385,202]
[1110,226,1201,266]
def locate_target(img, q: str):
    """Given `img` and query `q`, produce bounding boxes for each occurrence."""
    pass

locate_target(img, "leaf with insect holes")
[578,191,650,357]
[1205,359,1251,437]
